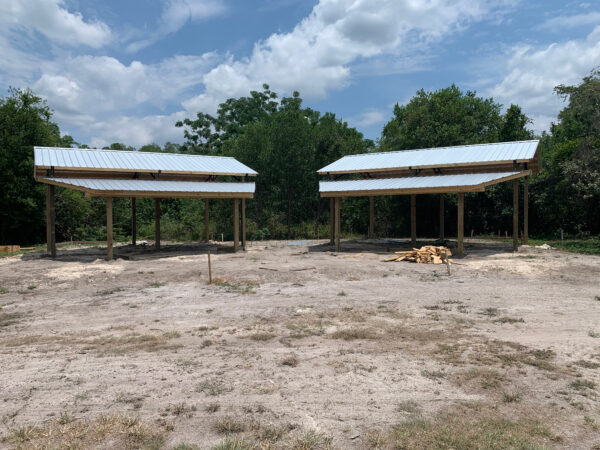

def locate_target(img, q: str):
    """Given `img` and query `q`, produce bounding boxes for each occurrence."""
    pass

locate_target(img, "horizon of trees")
[1,69,599,246]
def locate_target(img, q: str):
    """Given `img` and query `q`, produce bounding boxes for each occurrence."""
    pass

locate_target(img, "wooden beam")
[368,196,374,238]
[457,193,464,256]
[523,176,529,245]
[439,194,445,240]
[154,198,161,250]
[330,198,335,245]
[233,198,240,252]
[107,197,113,260]
[204,199,210,242]
[241,198,246,251]
[410,194,416,246]
[513,178,519,252]
[45,184,56,258]
[334,197,341,252]
[131,197,137,246]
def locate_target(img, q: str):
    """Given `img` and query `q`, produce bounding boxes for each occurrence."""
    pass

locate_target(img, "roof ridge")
[341,140,539,158]
[34,146,236,160]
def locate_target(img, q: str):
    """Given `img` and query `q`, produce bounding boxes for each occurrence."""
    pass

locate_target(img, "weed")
[457,368,505,390]
[163,331,181,339]
[337,291,347,296]
[503,392,522,403]
[588,330,600,338]
[495,316,525,324]
[116,392,144,410]
[149,282,165,288]
[421,369,445,380]
[196,379,232,396]
[595,296,600,302]
[574,360,600,369]
[206,403,220,413]
[95,287,124,296]
[0,311,23,327]
[201,339,213,348]
[247,332,276,341]
[480,307,499,317]
[27,284,36,290]
[281,354,299,367]
[288,430,333,450]
[211,436,252,450]
[213,416,246,434]
[0,287,8,294]
[328,327,377,340]
[570,379,596,391]
[396,400,421,415]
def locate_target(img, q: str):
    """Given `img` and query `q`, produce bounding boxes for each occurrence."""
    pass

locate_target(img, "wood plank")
[513,178,519,252]
[368,196,374,238]
[107,197,113,260]
[131,197,137,246]
[241,198,246,251]
[439,194,444,240]
[410,194,416,246]
[204,198,210,242]
[233,198,240,253]
[35,165,257,177]
[334,197,341,252]
[155,198,161,250]
[523,176,529,245]
[457,192,464,256]
[46,184,56,258]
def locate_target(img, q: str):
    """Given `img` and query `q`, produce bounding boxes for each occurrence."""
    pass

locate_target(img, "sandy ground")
[0,239,599,449]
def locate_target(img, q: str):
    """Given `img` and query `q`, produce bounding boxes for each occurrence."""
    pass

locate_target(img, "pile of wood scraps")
[383,246,452,264]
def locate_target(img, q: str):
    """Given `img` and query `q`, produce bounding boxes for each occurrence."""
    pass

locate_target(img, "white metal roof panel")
[320,172,526,195]
[318,140,539,174]
[34,147,257,176]
[39,178,255,195]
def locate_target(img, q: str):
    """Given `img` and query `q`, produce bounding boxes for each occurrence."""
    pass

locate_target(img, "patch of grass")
[213,416,246,434]
[595,295,600,302]
[480,307,499,317]
[116,392,144,410]
[288,430,333,450]
[588,330,600,338]
[498,347,557,372]
[149,281,165,288]
[456,368,506,390]
[247,332,276,341]
[516,254,537,259]
[388,414,560,449]
[570,379,596,391]
[211,436,253,450]
[396,400,421,415]
[503,391,522,403]
[528,238,600,255]
[165,402,195,417]
[4,415,166,449]
[163,331,181,339]
[421,369,446,380]
[27,284,36,290]
[214,281,258,294]
[95,287,124,296]
[206,403,220,413]
[281,354,299,367]
[0,287,8,294]
[196,379,232,396]
[574,360,600,369]
[337,291,347,296]
[328,327,377,340]
[86,332,182,355]
[286,318,326,339]
[494,316,525,324]
[0,311,23,327]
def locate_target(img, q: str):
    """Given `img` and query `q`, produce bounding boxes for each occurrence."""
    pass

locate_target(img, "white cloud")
[490,26,600,133]
[183,0,510,114]
[537,11,600,32]
[127,0,226,52]
[347,109,386,128]
[0,0,111,48]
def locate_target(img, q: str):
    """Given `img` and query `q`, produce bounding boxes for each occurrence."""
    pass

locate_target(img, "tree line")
[0,69,598,246]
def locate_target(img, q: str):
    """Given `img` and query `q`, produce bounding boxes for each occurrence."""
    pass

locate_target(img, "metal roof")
[39,177,255,198]
[317,140,539,174]
[319,171,528,197]
[34,147,257,176]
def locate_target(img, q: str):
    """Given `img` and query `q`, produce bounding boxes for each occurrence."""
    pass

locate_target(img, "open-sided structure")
[34,147,257,259]
[318,140,540,255]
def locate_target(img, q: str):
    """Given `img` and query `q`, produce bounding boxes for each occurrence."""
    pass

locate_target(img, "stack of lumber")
[0,245,20,253]
[383,246,452,264]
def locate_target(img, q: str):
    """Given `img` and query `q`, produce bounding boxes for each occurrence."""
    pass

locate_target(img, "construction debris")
[383,246,452,264]
[0,245,20,253]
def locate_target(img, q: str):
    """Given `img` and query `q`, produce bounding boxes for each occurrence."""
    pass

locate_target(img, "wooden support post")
[131,197,137,246]
[410,194,416,246]
[457,193,464,257]
[513,179,519,252]
[241,198,247,251]
[45,184,56,258]
[233,198,240,253]
[204,199,210,242]
[154,198,161,250]
[106,197,113,260]
[330,198,335,245]
[439,194,445,240]
[334,197,341,252]
[368,196,375,239]
[523,176,529,245]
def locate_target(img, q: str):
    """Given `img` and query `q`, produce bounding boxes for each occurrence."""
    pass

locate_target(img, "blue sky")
[1,0,599,148]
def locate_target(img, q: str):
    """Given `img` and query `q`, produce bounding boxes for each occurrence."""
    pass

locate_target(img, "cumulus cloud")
[127,0,226,52]
[347,109,386,128]
[0,0,111,48]
[489,26,600,132]
[183,0,509,114]
[537,11,600,32]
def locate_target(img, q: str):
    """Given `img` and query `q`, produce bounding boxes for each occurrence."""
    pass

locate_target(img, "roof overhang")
[319,171,530,198]
[38,177,255,199]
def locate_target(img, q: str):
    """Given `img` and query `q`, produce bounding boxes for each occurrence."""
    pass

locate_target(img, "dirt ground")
[1,239,599,449]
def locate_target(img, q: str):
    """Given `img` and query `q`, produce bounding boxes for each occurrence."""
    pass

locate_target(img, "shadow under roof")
[318,140,539,175]
[34,147,257,177]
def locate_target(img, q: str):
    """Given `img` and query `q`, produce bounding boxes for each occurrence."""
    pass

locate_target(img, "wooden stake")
[523,176,529,245]
[242,198,246,251]
[513,178,519,252]
[154,198,161,250]
[334,197,341,252]
[107,197,113,260]
[410,194,416,246]
[204,198,209,243]
[233,198,239,252]
[45,184,56,258]
[368,196,374,239]
[457,192,464,257]
[207,250,212,284]
[131,197,137,246]
[439,194,444,240]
